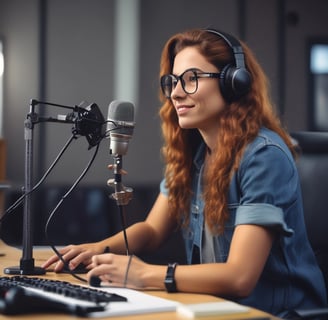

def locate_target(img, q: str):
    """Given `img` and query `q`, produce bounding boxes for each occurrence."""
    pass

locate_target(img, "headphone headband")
[206,28,245,68]
[205,28,251,101]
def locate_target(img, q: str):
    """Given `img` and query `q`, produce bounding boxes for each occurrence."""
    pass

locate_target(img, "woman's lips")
[176,104,193,115]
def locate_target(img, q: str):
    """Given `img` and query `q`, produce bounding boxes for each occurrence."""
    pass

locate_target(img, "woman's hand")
[87,253,162,290]
[41,242,105,272]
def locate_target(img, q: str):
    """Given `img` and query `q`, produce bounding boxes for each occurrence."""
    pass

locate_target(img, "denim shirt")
[160,128,327,317]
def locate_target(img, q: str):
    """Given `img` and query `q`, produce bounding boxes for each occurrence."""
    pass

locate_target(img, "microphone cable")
[44,141,100,283]
[0,134,76,223]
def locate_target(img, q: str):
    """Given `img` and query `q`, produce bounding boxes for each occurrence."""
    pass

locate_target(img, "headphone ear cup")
[219,64,252,102]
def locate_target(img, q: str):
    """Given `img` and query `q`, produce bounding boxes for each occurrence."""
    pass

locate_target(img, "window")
[309,41,328,130]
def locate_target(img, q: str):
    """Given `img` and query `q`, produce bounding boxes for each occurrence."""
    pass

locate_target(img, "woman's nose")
[171,80,186,99]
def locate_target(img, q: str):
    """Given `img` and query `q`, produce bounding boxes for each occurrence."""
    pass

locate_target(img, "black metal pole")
[4,102,45,275]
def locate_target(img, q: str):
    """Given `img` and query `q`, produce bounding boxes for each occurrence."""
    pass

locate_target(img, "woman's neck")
[198,127,219,155]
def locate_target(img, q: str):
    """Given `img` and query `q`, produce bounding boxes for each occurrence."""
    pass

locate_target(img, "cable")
[44,142,100,283]
[0,134,76,223]
[118,205,130,256]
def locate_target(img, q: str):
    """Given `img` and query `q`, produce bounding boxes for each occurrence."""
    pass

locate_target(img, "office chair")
[288,131,328,319]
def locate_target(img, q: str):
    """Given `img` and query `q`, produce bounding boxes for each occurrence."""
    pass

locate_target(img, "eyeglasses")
[160,68,221,99]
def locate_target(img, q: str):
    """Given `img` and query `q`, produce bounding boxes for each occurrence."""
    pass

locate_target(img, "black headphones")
[206,28,252,102]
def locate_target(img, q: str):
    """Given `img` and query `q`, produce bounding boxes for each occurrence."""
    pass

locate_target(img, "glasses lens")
[160,70,198,98]
[182,70,197,94]
[161,75,176,98]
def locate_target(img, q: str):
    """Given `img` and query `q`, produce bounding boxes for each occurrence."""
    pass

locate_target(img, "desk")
[0,241,277,319]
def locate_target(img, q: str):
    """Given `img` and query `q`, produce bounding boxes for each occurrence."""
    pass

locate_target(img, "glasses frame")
[160,68,221,99]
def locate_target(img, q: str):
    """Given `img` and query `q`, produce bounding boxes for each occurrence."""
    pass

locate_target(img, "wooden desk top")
[0,241,277,319]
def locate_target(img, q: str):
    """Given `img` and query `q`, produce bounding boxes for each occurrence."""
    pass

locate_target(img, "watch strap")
[164,262,178,292]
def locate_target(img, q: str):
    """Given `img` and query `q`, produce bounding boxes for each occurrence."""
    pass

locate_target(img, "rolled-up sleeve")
[235,203,294,236]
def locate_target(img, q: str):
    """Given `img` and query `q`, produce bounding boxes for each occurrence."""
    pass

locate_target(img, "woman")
[42,28,327,317]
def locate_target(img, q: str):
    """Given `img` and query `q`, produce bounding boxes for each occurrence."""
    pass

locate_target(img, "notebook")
[176,300,250,318]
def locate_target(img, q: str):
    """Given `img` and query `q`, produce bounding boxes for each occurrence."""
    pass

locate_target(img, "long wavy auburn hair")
[158,29,295,234]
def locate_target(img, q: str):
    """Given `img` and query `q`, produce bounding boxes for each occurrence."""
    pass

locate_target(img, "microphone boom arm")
[4,98,105,275]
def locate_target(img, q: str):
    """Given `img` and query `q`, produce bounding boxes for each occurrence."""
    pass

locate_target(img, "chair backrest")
[291,131,328,292]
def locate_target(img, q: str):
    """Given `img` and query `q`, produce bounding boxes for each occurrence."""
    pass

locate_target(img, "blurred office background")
[0,0,327,249]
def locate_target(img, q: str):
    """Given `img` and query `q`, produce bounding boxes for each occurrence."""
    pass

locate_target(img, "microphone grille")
[107,100,134,122]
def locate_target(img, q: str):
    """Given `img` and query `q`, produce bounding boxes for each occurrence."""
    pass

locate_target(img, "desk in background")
[0,241,277,320]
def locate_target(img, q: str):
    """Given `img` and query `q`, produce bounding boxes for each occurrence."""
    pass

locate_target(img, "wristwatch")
[164,263,178,292]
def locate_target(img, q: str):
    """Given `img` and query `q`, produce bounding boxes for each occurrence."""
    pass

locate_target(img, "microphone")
[106,100,135,156]
[106,100,135,208]
[106,101,135,255]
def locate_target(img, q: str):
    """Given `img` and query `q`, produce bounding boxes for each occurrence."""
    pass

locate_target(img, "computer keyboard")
[0,275,127,316]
